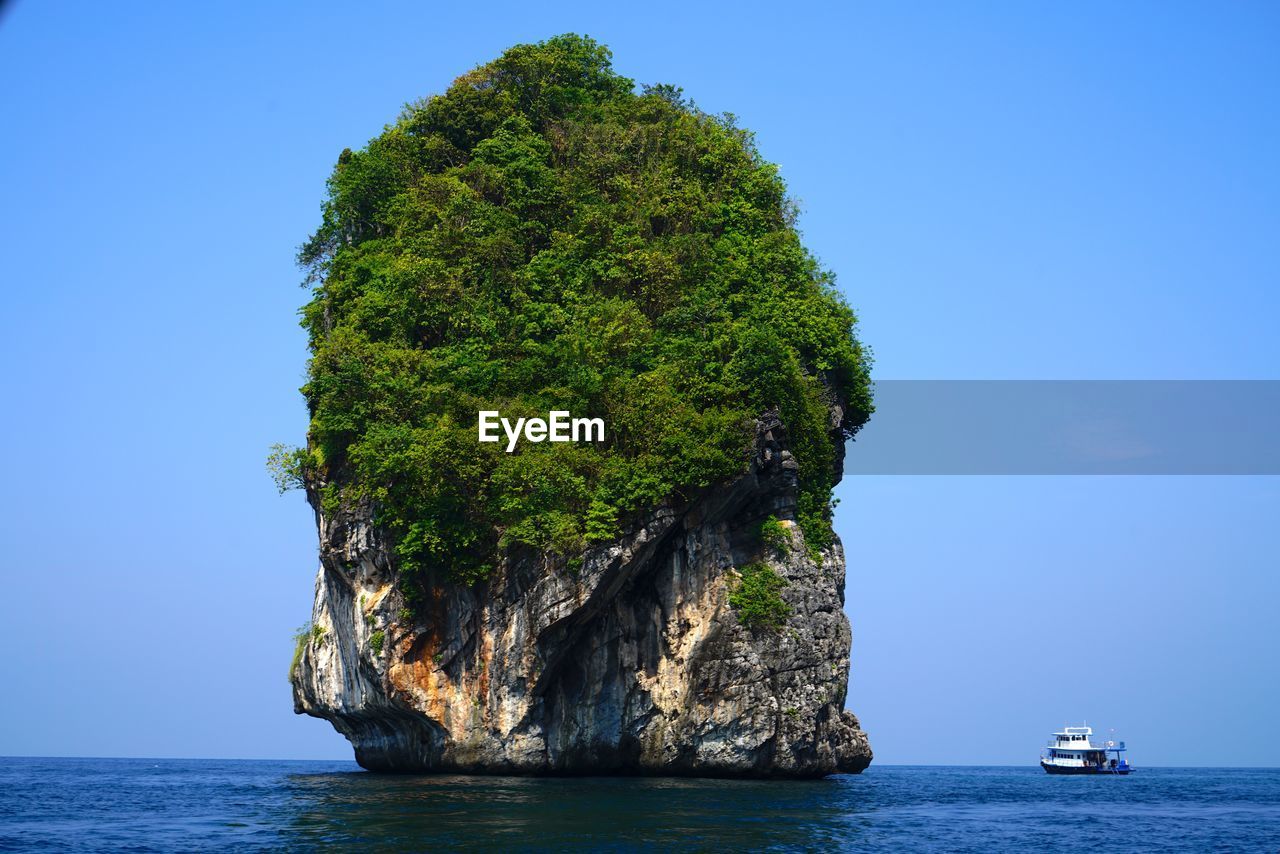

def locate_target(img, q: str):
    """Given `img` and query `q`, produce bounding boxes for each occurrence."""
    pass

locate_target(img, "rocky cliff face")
[291,413,871,777]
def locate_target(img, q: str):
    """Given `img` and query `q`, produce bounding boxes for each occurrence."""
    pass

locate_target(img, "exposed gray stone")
[291,412,872,777]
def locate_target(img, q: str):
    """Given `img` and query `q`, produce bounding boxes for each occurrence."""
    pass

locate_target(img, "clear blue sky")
[1,1,1276,766]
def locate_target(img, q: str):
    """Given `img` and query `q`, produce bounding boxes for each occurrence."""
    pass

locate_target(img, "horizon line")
[3,755,1277,771]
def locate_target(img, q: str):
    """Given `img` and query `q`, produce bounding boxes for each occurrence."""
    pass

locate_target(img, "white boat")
[1040,725,1132,775]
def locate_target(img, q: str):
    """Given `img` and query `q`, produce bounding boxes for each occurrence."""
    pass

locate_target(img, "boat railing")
[1045,739,1126,751]
[1044,737,1126,752]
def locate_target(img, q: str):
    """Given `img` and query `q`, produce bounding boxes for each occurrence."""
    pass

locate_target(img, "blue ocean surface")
[1,758,1277,852]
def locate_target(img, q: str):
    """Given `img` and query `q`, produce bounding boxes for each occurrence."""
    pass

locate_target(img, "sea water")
[1,758,1277,851]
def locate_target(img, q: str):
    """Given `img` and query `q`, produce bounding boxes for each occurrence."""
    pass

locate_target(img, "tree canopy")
[292,34,872,600]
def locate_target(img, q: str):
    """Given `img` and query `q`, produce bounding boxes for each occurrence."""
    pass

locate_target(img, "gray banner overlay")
[844,381,1280,474]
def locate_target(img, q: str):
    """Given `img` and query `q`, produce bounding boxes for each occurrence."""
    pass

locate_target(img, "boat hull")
[1041,761,1131,775]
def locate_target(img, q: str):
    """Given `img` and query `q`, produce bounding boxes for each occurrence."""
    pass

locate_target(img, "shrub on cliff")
[729,563,791,630]
[291,34,871,600]
[760,516,792,554]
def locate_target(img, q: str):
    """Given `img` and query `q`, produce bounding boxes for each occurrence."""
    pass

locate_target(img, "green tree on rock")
[293,34,873,603]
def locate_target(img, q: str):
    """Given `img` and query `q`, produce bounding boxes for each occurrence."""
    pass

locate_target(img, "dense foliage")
[760,516,792,555]
[728,563,792,631]
[292,35,871,600]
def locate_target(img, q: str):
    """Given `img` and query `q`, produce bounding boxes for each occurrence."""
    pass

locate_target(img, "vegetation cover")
[729,562,792,631]
[282,34,872,603]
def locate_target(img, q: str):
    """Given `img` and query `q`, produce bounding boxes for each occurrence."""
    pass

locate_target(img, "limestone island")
[281,35,874,778]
